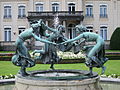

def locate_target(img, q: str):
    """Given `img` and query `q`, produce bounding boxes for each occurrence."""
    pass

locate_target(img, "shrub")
[110,27,120,50]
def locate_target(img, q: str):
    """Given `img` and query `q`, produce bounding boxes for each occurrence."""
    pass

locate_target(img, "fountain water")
[53,13,59,29]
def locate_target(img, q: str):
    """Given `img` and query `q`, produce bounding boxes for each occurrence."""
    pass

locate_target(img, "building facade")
[0,0,120,49]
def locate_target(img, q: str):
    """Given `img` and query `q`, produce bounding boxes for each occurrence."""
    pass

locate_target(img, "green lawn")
[106,50,120,52]
[0,51,15,53]
[0,60,120,76]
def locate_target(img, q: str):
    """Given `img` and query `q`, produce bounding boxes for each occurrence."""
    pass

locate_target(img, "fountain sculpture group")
[12,19,108,90]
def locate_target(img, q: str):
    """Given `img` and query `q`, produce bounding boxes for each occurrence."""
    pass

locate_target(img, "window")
[4,27,11,41]
[100,5,107,18]
[52,3,59,12]
[68,3,75,14]
[86,26,93,32]
[100,26,107,40]
[86,4,93,17]
[36,3,43,12]
[18,5,26,18]
[4,5,11,19]
[18,27,25,34]
[68,24,76,39]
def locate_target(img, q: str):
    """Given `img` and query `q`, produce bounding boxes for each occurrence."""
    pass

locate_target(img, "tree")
[110,27,120,50]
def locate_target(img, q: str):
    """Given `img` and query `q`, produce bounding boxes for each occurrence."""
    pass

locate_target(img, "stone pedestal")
[14,70,102,90]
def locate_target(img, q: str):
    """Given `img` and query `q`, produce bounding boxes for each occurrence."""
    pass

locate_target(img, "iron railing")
[28,11,83,17]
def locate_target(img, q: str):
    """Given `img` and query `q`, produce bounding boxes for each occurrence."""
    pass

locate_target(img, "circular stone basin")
[15,70,101,90]
[26,69,98,80]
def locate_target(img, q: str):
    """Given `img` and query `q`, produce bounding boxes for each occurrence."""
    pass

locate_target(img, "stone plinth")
[14,70,102,90]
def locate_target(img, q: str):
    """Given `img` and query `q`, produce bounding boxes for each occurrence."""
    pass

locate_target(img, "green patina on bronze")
[12,19,56,76]
[62,24,108,75]
[12,19,108,77]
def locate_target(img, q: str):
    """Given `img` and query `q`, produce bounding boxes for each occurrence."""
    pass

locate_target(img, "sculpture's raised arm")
[60,24,108,75]
[32,33,56,45]
[31,19,56,37]
[61,24,87,44]
[41,20,56,33]
[12,19,58,76]
[31,19,42,28]
[61,34,84,44]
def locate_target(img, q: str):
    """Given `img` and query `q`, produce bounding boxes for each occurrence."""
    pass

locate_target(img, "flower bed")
[0,53,14,61]
[101,74,120,79]
[1,51,120,62]
[0,74,15,80]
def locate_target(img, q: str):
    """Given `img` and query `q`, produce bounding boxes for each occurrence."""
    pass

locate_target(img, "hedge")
[110,27,120,50]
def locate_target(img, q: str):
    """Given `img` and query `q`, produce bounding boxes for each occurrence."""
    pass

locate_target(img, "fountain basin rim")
[17,69,98,81]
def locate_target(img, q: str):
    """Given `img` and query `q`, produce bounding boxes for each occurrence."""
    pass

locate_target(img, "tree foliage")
[110,27,120,50]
